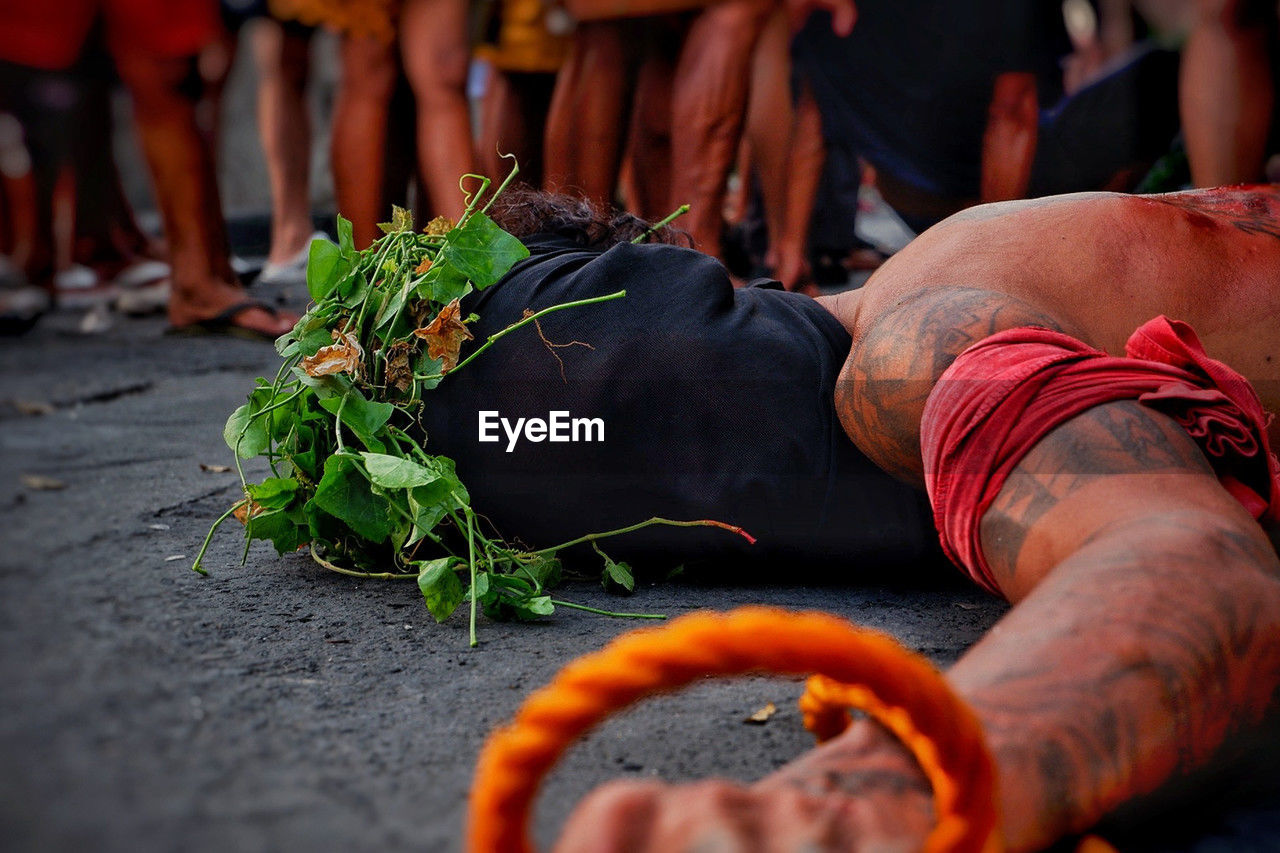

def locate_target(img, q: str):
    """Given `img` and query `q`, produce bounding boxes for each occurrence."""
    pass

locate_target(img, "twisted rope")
[467,606,999,852]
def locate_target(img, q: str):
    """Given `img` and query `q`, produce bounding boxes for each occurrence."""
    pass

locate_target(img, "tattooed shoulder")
[836,287,1066,483]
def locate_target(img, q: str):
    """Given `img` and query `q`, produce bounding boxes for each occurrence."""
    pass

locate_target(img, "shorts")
[0,0,221,71]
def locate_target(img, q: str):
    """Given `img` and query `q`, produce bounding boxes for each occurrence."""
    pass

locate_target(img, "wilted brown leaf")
[414,257,433,275]
[21,474,65,491]
[232,498,264,525]
[301,330,364,378]
[412,299,473,372]
[423,216,454,237]
[14,400,54,416]
[744,702,777,725]
[385,340,414,393]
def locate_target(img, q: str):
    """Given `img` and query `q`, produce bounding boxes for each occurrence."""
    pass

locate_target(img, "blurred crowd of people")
[1,0,1277,336]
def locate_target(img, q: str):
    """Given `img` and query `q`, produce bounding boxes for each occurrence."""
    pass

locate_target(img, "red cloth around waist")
[920,316,1279,596]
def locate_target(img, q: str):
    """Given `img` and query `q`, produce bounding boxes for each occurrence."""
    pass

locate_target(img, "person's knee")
[694,0,773,37]
[339,37,396,101]
[403,42,470,104]
[114,54,204,114]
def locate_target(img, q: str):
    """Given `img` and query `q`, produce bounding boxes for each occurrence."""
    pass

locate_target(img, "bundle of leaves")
[195,171,749,644]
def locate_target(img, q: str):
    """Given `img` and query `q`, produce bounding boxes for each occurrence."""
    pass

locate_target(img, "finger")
[830,0,856,37]
[553,779,665,853]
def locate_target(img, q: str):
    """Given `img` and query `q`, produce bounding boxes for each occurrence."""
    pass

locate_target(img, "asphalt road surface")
[2,272,1280,853]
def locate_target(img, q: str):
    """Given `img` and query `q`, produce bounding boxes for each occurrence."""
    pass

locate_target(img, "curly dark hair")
[486,185,693,250]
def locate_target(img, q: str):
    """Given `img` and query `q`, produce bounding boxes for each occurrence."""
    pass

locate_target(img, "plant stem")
[309,544,418,579]
[466,505,478,648]
[530,516,756,555]
[631,204,691,244]
[549,599,666,620]
[480,156,520,217]
[334,395,347,452]
[191,501,242,575]
[415,290,627,381]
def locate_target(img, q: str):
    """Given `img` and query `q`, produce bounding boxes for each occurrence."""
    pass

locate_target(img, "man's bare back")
[818,186,1280,481]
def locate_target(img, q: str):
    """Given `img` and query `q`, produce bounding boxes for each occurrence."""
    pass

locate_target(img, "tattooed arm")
[954,400,1280,849]
[554,399,1280,852]
[834,287,1070,484]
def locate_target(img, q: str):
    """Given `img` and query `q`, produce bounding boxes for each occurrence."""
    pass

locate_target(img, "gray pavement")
[0,299,1007,853]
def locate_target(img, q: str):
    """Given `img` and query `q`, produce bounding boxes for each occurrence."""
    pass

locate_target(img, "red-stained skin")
[819,186,1280,451]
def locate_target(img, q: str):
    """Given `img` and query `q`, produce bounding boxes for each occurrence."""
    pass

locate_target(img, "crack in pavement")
[154,483,243,517]
[0,381,156,421]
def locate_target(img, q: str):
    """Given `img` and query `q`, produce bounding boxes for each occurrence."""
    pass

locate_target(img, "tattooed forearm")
[961,514,1280,845]
[834,287,1068,483]
[952,400,1280,849]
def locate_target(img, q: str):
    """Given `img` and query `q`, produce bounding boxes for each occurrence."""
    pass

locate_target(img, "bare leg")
[249,18,315,264]
[772,85,825,293]
[1181,0,1274,185]
[669,0,770,256]
[331,33,396,247]
[400,0,475,220]
[543,21,634,207]
[626,38,676,220]
[743,8,793,263]
[478,68,554,187]
[0,113,37,270]
[113,52,293,335]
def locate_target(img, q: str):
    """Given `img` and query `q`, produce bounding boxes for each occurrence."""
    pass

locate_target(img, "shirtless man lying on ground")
[547,185,1280,850]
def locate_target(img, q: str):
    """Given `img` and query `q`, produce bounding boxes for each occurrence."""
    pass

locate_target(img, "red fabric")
[0,0,219,70]
[920,316,1279,596]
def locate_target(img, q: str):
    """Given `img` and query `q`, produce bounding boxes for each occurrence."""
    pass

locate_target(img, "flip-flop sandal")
[166,300,289,342]
[0,285,51,335]
[112,259,170,290]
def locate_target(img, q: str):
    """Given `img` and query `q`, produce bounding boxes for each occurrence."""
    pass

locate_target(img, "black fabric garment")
[793,0,1046,201]
[418,235,937,572]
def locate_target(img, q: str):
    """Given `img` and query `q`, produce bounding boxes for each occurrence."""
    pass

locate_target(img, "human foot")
[169,280,297,340]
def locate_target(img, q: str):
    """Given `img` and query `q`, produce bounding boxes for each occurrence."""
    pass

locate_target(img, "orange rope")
[467,606,1000,852]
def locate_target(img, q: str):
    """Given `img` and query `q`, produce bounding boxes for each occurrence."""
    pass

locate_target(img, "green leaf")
[318,392,393,451]
[245,508,308,554]
[337,216,354,257]
[522,554,562,589]
[291,366,352,400]
[276,307,334,357]
[360,453,441,489]
[373,282,410,332]
[307,239,349,301]
[438,212,529,289]
[246,477,299,510]
[298,326,335,358]
[287,422,320,480]
[418,264,473,305]
[417,557,465,623]
[224,402,270,459]
[312,455,392,543]
[518,595,555,618]
[338,270,368,306]
[601,551,635,593]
